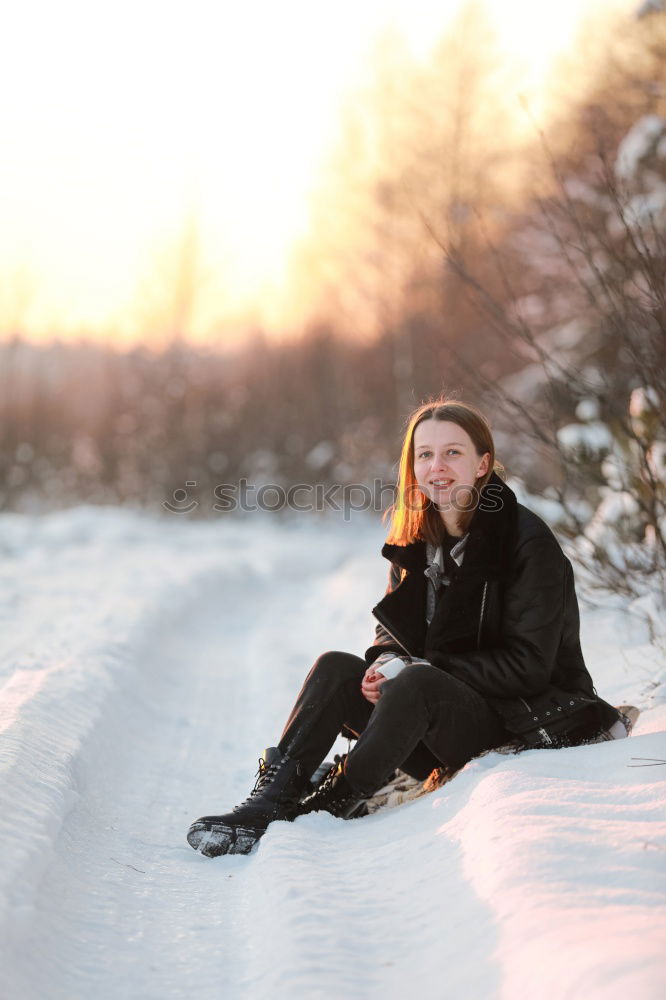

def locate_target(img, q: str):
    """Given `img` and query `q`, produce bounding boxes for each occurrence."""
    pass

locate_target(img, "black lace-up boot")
[187,747,309,857]
[298,754,368,820]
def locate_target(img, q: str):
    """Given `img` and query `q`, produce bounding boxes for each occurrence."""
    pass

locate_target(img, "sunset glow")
[0,0,634,346]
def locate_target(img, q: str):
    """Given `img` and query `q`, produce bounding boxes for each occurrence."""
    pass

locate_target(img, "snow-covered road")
[1,508,664,999]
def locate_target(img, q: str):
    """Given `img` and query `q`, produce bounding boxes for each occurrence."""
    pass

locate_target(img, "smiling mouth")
[430,480,454,487]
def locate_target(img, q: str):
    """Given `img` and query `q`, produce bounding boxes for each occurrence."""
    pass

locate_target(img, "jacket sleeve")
[366,562,406,665]
[427,533,568,699]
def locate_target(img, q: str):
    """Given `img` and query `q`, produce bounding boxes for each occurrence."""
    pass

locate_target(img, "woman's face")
[412,419,490,511]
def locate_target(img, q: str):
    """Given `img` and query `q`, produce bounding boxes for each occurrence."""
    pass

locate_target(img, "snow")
[615,115,666,183]
[306,440,336,470]
[539,318,595,357]
[497,360,547,403]
[600,451,632,492]
[576,398,601,423]
[0,506,664,1000]
[497,320,602,403]
[507,476,589,531]
[613,186,666,237]
[636,0,665,18]
[557,421,614,458]
[610,115,666,237]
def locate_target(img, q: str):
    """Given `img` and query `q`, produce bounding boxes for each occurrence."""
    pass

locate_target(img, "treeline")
[0,329,463,514]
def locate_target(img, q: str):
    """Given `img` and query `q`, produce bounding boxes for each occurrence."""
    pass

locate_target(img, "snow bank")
[445,739,666,998]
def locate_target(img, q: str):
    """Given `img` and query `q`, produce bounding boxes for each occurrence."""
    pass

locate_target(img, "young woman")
[187,399,622,857]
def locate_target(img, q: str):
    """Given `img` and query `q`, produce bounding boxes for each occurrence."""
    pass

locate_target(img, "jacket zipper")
[476,581,488,649]
[372,608,413,656]
[376,578,488,657]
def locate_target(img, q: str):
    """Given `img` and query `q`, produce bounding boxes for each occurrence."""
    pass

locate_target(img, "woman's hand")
[361,665,388,705]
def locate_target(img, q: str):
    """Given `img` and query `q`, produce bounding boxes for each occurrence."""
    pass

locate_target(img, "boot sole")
[187,821,264,857]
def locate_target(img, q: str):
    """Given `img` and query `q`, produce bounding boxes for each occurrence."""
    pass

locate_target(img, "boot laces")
[230,756,282,812]
[250,755,282,796]
[314,754,352,804]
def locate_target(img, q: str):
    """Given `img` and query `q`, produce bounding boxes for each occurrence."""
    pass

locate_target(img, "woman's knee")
[310,650,365,683]
[381,662,459,705]
[385,662,491,722]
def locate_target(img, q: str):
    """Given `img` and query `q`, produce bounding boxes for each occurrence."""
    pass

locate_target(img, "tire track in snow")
[6,563,306,999]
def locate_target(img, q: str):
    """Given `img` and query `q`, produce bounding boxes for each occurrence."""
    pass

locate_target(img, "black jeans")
[278,651,513,796]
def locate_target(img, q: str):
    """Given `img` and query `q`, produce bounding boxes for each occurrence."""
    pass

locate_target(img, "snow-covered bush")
[557,421,613,462]
[490,78,666,594]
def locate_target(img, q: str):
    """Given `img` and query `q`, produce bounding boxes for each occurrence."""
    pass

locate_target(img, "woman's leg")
[186,651,367,856]
[278,650,372,778]
[344,663,511,796]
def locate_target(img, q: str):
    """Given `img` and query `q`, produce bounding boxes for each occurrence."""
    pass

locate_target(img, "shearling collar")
[381,471,518,582]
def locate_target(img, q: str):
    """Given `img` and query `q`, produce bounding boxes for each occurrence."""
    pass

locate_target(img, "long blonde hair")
[384,398,505,546]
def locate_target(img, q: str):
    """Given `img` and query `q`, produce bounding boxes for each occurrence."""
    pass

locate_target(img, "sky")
[0,0,636,347]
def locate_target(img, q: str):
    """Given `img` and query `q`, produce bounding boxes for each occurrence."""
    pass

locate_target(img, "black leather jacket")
[366,472,620,746]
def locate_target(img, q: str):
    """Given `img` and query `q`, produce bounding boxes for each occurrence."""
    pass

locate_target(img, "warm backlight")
[0,0,633,345]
